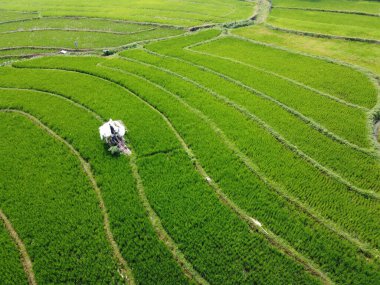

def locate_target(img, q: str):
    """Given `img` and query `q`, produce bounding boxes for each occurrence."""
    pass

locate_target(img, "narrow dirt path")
[252,0,272,24]
[0,109,135,285]
[0,209,37,285]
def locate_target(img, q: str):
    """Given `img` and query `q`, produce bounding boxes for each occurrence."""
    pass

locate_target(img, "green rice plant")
[0,62,321,284]
[0,110,122,283]
[231,25,380,75]
[119,43,380,193]
[147,33,373,148]
[268,9,380,40]
[272,0,380,15]
[0,48,57,56]
[98,55,380,249]
[0,226,27,284]
[23,54,377,282]
[0,88,190,285]
[0,28,183,49]
[0,0,254,26]
[97,57,380,284]
[0,18,157,33]
[11,55,379,283]
[192,36,377,110]
[0,11,38,23]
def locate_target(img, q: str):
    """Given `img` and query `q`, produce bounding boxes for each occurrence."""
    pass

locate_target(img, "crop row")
[0,18,157,33]
[271,0,380,14]
[0,0,254,27]
[230,25,380,76]
[0,107,122,283]
[267,9,380,41]
[0,66,320,284]
[11,56,380,283]
[0,11,38,23]
[140,30,380,192]
[0,27,184,50]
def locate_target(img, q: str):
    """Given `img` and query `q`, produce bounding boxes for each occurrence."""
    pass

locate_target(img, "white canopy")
[99,119,126,140]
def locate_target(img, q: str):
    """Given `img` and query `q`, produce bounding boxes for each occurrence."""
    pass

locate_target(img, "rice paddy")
[0,0,379,284]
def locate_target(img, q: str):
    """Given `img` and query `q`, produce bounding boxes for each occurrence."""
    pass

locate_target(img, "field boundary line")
[0,108,135,285]
[182,37,377,156]
[0,209,37,285]
[265,23,380,45]
[135,49,380,198]
[98,63,333,284]
[104,59,380,259]
[271,6,380,17]
[2,70,209,285]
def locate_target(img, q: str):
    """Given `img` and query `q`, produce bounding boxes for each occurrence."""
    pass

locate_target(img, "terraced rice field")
[0,0,380,284]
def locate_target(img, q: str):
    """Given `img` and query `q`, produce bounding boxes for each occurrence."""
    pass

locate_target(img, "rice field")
[1,0,380,284]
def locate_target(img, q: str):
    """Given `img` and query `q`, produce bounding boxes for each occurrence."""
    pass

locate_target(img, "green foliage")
[1,1,380,283]
[0,226,27,284]
[108,145,120,155]
[0,61,322,285]
[231,25,380,75]
[374,110,380,123]
[0,112,122,283]
[268,9,380,40]
[0,88,189,285]
[0,0,255,26]
[142,32,380,191]
[10,52,380,284]
[272,0,380,14]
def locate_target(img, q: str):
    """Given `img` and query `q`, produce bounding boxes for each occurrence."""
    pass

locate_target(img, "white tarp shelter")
[99,119,126,140]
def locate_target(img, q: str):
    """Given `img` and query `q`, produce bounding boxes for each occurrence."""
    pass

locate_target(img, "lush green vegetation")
[0,65,324,284]
[0,27,183,49]
[232,25,380,75]
[272,0,380,14]
[0,48,57,56]
[268,8,380,40]
[0,109,122,283]
[0,225,27,284]
[1,0,380,284]
[0,11,38,22]
[0,0,255,26]
[0,18,156,33]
